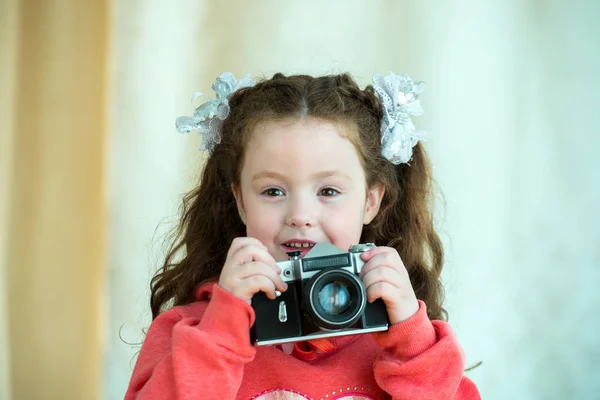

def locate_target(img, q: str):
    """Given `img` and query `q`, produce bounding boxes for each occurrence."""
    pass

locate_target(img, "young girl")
[124,72,481,399]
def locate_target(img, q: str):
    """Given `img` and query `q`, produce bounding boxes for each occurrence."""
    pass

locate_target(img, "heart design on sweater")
[252,388,377,400]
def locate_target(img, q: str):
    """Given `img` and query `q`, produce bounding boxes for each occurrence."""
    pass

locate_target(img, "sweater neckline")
[290,334,361,361]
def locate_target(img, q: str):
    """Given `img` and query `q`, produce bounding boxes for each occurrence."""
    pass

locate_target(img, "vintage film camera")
[251,243,389,345]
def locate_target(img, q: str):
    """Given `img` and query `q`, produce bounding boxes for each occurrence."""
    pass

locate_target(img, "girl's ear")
[231,185,246,225]
[363,183,385,225]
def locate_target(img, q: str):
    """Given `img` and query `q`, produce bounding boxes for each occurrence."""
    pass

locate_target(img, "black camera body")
[251,243,389,346]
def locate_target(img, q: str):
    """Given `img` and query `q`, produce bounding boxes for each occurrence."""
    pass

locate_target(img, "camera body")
[251,243,389,346]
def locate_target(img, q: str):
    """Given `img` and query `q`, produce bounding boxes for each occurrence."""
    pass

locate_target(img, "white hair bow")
[372,73,427,165]
[176,72,255,154]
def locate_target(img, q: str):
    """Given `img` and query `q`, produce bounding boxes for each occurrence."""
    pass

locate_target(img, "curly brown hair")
[150,73,446,321]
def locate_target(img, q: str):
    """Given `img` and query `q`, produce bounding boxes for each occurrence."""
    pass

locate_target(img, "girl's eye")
[319,187,340,197]
[262,188,285,197]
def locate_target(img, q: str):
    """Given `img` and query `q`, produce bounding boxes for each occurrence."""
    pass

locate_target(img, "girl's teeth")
[286,242,314,248]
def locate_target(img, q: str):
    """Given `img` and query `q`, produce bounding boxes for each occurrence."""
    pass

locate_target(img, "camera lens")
[318,282,350,316]
[304,269,366,330]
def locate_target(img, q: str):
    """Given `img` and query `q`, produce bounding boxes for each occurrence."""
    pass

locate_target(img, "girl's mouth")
[281,240,316,258]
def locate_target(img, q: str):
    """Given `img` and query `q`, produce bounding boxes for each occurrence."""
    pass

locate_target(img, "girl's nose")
[285,214,315,227]
[285,198,316,227]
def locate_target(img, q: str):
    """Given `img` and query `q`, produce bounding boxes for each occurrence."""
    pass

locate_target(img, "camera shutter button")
[348,243,376,253]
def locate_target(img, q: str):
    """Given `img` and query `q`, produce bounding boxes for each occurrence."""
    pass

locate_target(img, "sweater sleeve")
[124,285,257,400]
[372,301,481,400]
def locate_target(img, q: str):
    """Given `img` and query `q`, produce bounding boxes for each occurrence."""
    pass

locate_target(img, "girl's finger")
[237,261,288,292]
[365,281,396,303]
[361,266,403,290]
[232,243,279,272]
[360,246,395,261]
[241,275,279,300]
[359,251,406,278]
[227,237,269,260]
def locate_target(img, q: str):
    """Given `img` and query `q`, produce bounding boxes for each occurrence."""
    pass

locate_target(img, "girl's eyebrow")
[251,170,353,182]
[251,171,284,182]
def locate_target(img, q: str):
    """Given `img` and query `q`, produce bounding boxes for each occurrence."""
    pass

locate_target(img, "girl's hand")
[218,237,288,304]
[359,246,419,325]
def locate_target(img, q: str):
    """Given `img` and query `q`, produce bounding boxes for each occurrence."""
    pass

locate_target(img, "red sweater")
[125,283,480,400]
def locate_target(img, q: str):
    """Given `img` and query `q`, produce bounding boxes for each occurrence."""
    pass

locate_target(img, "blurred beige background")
[2,1,599,399]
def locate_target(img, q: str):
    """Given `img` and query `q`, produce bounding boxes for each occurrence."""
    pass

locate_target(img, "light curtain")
[1,0,107,399]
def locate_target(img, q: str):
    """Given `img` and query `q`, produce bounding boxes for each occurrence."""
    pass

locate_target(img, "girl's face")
[232,118,384,262]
